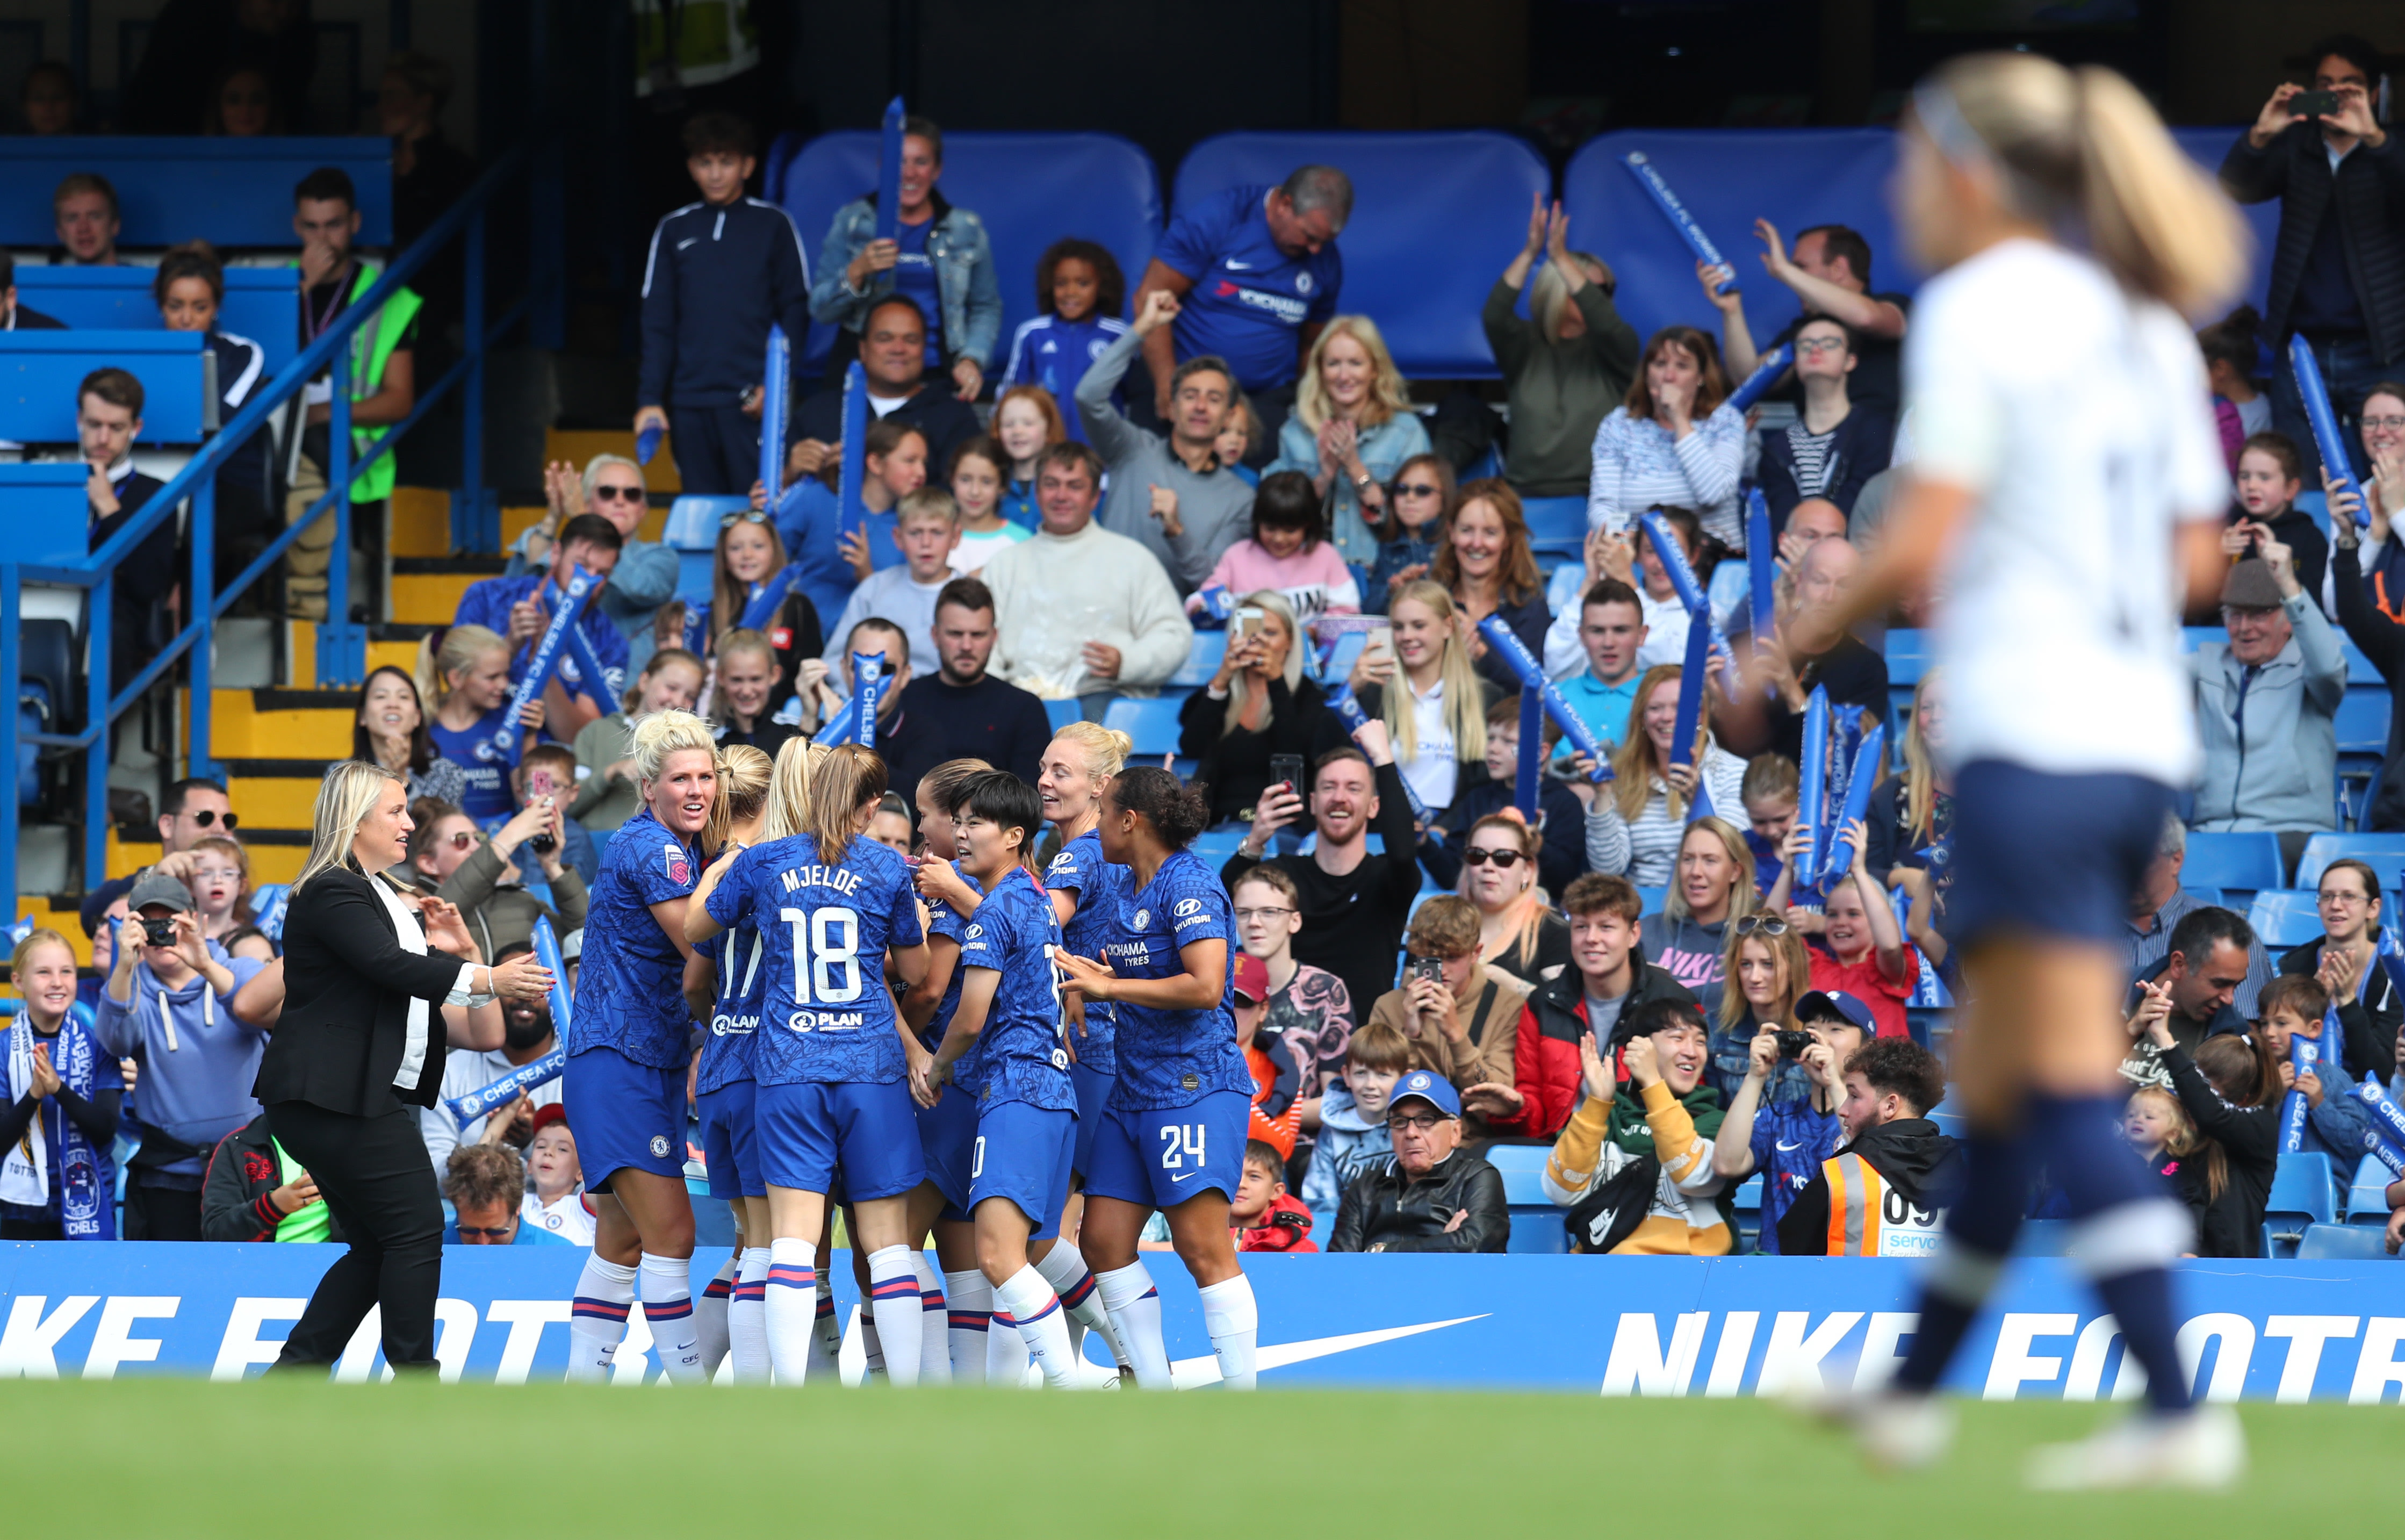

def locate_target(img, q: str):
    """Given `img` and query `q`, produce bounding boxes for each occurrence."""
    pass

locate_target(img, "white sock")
[1095,1261,1173,1389]
[1036,1242,1132,1370]
[943,1269,992,1384]
[639,1253,705,1385]
[729,1248,771,1384]
[860,1315,885,1376]
[566,1256,636,1383]
[913,1255,952,1386]
[1197,1274,1259,1391]
[995,1266,1079,1388]
[865,1245,924,1386]
[988,1307,1029,1385]
[695,1255,736,1377]
[811,1276,843,1371]
[762,1240,818,1386]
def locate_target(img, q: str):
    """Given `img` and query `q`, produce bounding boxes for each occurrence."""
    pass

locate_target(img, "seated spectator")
[1545,508,1705,678]
[1363,452,1453,616]
[95,874,271,1239]
[1420,698,1584,903]
[2226,432,2330,606]
[19,61,76,136]
[421,937,565,1169]
[568,647,704,835]
[1785,852,1915,1042]
[521,1104,594,1246]
[2197,306,2271,469]
[683,509,822,714]
[2277,856,2399,1069]
[1754,317,1892,531]
[1706,913,1815,1107]
[1328,1070,1507,1254]
[982,443,1195,706]
[1582,664,1748,887]
[1266,315,1430,568]
[1718,533,1890,764]
[1002,237,1131,443]
[422,625,543,824]
[2191,548,2344,844]
[790,294,980,488]
[1439,479,1552,695]
[2123,814,2272,1019]
[1364,896,1537,1137]
[200,1111,336,1243]
[776,416,932,625]
[1233,1138,1316,1253]
[75,369,174,692]
[1712,988,1874,1251]
[1540,577,1646,755]
[1189,470,1359,623]
[1346,579,1504,821]
[822,487,962,677]
[454,512,630,742]
[204,63,279,136]
[1217,391,1261,486]
[2124,1084,2211,1246]
[53,172,119,266]
[1698,220,1910,424]
[990,385,1065,528]
[2127,906,2256,1062]
[1,249,63,329]
[513,455,682,671]
[409,799,588,962]
[2141,1007,2279,1257]
[1774,1035,1957,1256]
[1543,997,1728,1254]
[710,628,801,758]
[1232,867,1357,1121]
[2251,973,2377,1162]
[1081,289,1254,591]
[354,664,467,807]
[187,835,257,949]
[1642,816,1760,1019]
[1223,728,1421,1019]
[1585,327,1744,551]
[1180,590,1334,826]
[444,1144,571,1246]
[154,242,274,592]
[945,437,1031,574]
[2326,480,2405,834]
[1863,668,1952,916]
[77,777,239,938]
[1,929,122,1240]
[1234,954,1304,1160]
[1454,811,1573,986]
[809,114,1000,402]
[2330,384,2405,618]
[1486,195,1639,498]
[877,579,1050,810]
[1738,753,1801,896]
[1300,1018,1404,1234]
[515,744,597,887]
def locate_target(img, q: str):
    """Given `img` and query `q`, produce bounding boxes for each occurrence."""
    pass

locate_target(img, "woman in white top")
[1585,326,1746,550]
[1579,663,1745,886]
[1346,579,1498,818]
[1795,53,2246,1486]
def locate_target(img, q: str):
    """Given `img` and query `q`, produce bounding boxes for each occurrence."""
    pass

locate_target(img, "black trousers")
[667,403,759,495]
[264,1098,444,1372]
[124,1181,203,1240]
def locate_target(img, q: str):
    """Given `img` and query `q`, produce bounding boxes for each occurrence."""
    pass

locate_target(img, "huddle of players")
[557,711,1260,1390]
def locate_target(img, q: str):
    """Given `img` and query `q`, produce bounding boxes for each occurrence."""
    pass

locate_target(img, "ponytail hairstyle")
[917,757,993,822]
[2195,1032,2281,1111]
[1050,722,1131,784]
[629,708,719,786]
[1106,765,1211,851]
[420,623,509,709]
[1913,53,2247,315]
[954,770,1044,873]
[800,742,889,868]
[704,743,774,853]
[761,735,822,841]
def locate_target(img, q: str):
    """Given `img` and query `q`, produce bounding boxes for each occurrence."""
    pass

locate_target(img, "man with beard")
[418,941,562,1170]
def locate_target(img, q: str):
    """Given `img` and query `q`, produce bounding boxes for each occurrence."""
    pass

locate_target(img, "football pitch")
[13,1378,2399,1536]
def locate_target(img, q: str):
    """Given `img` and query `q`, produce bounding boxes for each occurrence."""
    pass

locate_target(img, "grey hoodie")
[93,942,270,1177]
[1302,1080,1396,1234]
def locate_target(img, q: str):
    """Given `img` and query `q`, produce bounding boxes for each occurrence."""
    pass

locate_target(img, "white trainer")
[2024,1406,2246,1492]
[1797,1387,1957,1471]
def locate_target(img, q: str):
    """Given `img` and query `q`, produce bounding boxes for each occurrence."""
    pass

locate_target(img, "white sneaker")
[1796,1387,1956,1471]
[2025,1406,2246,1492]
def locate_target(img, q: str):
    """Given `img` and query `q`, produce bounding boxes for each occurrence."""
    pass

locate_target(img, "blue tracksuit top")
[639,196,812,411]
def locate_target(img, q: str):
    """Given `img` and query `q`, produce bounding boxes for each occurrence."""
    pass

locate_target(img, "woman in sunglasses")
[1363,452,1454,616]
[1706,910,1812,1107]
[404,798,586,963]
[517,455,681,658]
[1640,816,1760,1023]
[1457,813,1568,988]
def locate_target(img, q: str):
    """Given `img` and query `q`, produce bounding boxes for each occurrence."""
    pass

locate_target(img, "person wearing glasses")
[510,458,679,681]
[1706,909,1814,1107]
[1484,194,1640,500]
[2323,382,2405,623]
[1706,988,1875,1254]
[1230,866,1356,1136]
[77,778,241,941]
[405,798,587,963]
[1362,452,1454,616]
[1754,316,1892,534]
[441,1145,572,1247]
[1326,1070,1506,1253]
[1451,812,1571,988]
[2327,455,2405,837]
[2273,855,2401,1070]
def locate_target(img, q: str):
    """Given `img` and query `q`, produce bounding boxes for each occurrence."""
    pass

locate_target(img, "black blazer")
[254,866,472,1115]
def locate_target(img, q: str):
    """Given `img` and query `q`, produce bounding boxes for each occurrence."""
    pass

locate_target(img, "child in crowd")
[2224,430,2330,606]
[1187,470,1361,625]
[2197,304,2269,470]
[1300,1019,1408,1235]
[2250,974,2375,1162]
[945,437,1031,575]
[188,835,254,948]
[822,487,960,676]
[1000,238,1129,445]
[708,628,797,758]
[772,418,931,623]
[1232,1139,1317,1253]
[2139,1005,2280,1259]
[514,743,598,887]
[1709,988,1870,1252]
[685,511,823,714]
[521,1104,595,1248]
[569,646,704,834]
[2124,1084,2210,1251]
[1770,818,1914,1039]
[421,624,542,824]
[1363,452,1452,616]
[1234,953,1304,1161]
[1217,392,1261,488]
[1739,754,1799,897]
[991,386,1065,529]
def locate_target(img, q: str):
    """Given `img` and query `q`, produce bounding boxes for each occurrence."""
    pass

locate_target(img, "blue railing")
[3,139,544,920]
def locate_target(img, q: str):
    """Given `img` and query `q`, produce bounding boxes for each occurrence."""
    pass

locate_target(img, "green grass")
[12,1378,2399,1536]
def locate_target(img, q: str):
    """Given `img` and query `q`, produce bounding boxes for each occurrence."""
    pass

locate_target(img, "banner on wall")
[4,1246,2405,1401]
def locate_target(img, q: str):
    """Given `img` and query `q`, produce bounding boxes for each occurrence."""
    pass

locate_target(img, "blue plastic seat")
[2264,1152,2337,1259]
[1636,885,1667,915]
[665,494,750,606]
[1484,1143,1552,1175]
[1521,496,1587,557]
[2181,830,2286,895]
[2248,889,2325,949]
[2296,832,2405,895]
[2348,1154,2395,1225]
[1100,695,1186,759]
[1170,631,1227,690]
[2298,1223,2392,1261]
[2013,1220,2072,1257]
[1042,697,1083,731]
[1883,629,1932,687]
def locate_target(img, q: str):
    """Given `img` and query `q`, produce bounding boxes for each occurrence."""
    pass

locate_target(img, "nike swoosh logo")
[1169,1314,1488,1388]
[1170,1171,1198,1183]
[1775,1141,1803,1153]
[1223,259,1253,269]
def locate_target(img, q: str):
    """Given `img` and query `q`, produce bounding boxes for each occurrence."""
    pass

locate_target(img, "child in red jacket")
[1234,1139,1317,1253]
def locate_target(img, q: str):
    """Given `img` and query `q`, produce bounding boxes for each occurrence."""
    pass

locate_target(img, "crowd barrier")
[0,136,392,248]
[3,1243,2401,1400]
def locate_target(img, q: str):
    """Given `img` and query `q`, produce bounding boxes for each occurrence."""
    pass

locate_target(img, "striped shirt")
[1581,744,1749,886]
[1585,403,1747,550]
[1783,419,1837,499]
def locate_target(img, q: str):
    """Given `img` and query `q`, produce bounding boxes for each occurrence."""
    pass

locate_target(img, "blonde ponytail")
[703,744,774,853]
[1049,721,1132,782]
[762,736,820,841]
[423,623,507,709]
[628,708,717,784]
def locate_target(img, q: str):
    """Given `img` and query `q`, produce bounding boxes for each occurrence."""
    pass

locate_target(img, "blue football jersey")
[1043,828,1121,1075]
[707,832,925,1085]
[1153,183,1342,391]
[424,709,518,822]
[1098,849,1248,1111]
[694,919,765,1095]
[569,807,703,1068]
[921,861,986,1053]
[954,866,1076,1113]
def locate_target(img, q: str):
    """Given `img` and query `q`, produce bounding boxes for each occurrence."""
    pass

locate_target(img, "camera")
[140,915,177,947]
[1411,954,1446,985]
[2292,89,2342,120]
[1775,1030,1815,1059]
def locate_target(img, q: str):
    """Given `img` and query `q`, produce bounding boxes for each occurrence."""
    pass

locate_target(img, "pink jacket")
[1189,538,1362,623]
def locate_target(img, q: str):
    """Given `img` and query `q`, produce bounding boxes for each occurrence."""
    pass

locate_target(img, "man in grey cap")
[91,872,272,1239]
[2188,539,2345,868]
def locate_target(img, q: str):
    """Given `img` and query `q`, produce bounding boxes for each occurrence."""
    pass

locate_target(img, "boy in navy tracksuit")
[637,112,811,495]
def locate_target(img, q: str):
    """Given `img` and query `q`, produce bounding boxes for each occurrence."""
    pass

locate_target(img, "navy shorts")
[1082,1090,1250,1210]
[1070,1061,1115,1180]
[1949,760,2176,948]
[969,1100,1078,1241]
[697,1080,765,1200]
[757,1080,925,1201]
[564,1046,687,1191]
[917,1082,979,1218]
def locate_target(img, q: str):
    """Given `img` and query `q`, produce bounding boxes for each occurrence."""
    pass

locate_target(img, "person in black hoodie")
[1777,1037,1959,1256]
[2273,854,2400,1070]
[2329,498,2405,832]
[2144,1006,2281,1260]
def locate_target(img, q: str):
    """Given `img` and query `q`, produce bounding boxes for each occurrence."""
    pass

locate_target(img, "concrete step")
[392,556,507,628]
[197,686,357,759]
[110,826,308,884]
[390,486,454,558]
[224,758,332,829]
[8,894,93,970]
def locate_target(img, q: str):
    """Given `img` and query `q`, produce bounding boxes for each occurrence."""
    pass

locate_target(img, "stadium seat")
[1043,697,1083,731]
[2295,833,2405,895]
[664,495,750,606]
[1190,827,1247,868]
[2013,1220,2072,1257]
[2179,886,2226,909]
[1100,695,1186,759]
[1883,629,1932,687]
[1522,496,1586,560]
[0,332,209,444]
[2264,1152,2337,1260]
[1170,631,1227,690]
[1731,1174,1763,1251]
[2295,490,2330,538]
[2246,889,2324,949]
[2181,830,2285,896]
[764,131,1160,375]
[0,135,394,247]
[2347,1153,2395,1225]
[2297,1223,2392,1261]
[1491,1146,1568,1254]
[1172,131,1551,379]
[15,267,305,375]
[1636,886,1666,915]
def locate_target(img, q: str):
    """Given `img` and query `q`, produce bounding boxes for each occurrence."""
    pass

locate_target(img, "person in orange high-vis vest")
[1776,1037,1958,1257]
